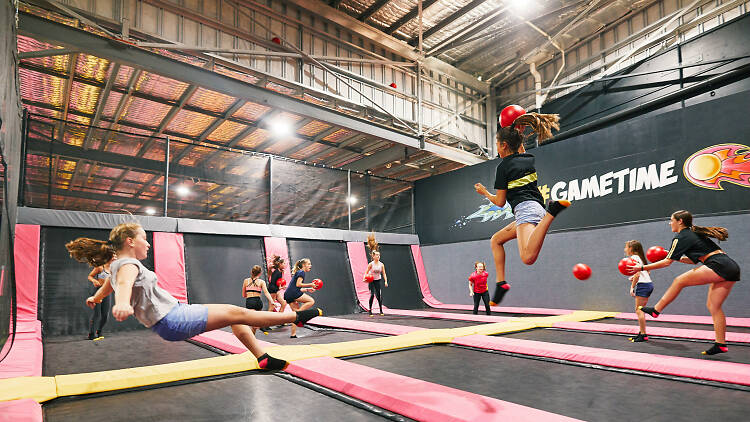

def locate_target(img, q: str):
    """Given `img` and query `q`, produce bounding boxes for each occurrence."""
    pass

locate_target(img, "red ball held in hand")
[646,246,668,262]
[618,258,638,276]
[572,263,592,280]
[364,274,375,283]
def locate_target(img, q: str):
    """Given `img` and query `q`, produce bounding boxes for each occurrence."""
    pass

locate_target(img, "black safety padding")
[372,244,424,310]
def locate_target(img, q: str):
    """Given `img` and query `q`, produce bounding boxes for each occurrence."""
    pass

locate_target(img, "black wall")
[377,244,424,310]
[287,239,359,316]
[183,233,266,309]
[39,227,154,336]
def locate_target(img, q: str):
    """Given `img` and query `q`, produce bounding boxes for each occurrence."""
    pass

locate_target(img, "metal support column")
[347,170,351,230]
[163,137,170,216]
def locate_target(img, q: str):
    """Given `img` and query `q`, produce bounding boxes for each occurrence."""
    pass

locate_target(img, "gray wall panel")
[422,212,749,316]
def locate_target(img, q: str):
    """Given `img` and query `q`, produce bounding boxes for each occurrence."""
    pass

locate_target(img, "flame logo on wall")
[683,143,750,190]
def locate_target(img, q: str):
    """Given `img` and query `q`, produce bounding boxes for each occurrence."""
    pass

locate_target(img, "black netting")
[369,176,413,234]
[167,145,269,223]
[23,115,167,216]
[270,158,348,229]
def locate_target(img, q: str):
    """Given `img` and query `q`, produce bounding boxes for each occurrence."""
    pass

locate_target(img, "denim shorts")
[514,200,547,225]
[151,302,208,341]
[634,283,654,298]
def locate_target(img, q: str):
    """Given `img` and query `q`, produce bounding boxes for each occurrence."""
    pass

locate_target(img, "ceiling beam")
[344,146,408,172]
[385,0,440,35]
[408,0,490,46]
[357,0,390,22]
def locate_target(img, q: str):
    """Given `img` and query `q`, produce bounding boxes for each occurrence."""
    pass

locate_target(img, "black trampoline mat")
[43,371,388,422]
[349,345,750,422]
[419,307,553,318]
[333,313,484,329]
[501,328,750,364]
[605,317,750,334]
[43,330,219,375]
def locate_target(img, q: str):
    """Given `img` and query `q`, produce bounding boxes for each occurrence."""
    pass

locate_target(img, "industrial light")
[268,118,293,137]
[347,196,357,205]
[175,185,191,197]
[145,208,156,215]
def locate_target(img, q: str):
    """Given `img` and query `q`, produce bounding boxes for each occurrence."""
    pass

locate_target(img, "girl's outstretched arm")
[112,264,137,321]
[474,183,507,207]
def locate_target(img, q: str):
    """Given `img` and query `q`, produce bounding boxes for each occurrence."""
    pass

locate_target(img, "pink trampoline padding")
[14,225,40,320]
[0,323,42,379]
[553,321,750,343]
[384,308,511,323]
[190,329,276,354]
[453,335,750,386]
[287,356,582,422]
[347,242,386,312]
[309,316,424,336]
[153,232,188,303]
[616,312,750,327]
[264,237,293,285]
[10,319,41,334]
[410,244,443,307]
[0,399,43,422]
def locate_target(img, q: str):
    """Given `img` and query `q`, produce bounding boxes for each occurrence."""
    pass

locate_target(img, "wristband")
[641,265,645,271]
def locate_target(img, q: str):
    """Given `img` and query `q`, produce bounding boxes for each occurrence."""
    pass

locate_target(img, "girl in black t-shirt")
[474,112,570,305]
[267,255,288,315]
[629,210,740,355]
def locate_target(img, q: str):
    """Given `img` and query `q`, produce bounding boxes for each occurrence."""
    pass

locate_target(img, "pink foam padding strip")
[309,316,424,336]
[410,244,443,307]
[616,312,750,327]
[153,232,188,303]
[9,319,41,334]
[453,335,750,386]
[190,329,276,354]
[384,308,511,323]
[263,237,293,285]
[287,356,581,422]
[553,321,750,343]
[14,225,40,320]
[427,303,575,315]
[346,242,386,312]
[0,399,43,422]
[0,323,42,379]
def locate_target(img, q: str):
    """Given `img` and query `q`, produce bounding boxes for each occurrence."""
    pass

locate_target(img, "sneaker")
[629,333,649,342]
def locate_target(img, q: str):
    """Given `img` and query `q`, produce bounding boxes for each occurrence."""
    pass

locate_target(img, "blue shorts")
[151,303,208,341]
[514,200,547,226]
[634,283,654,298]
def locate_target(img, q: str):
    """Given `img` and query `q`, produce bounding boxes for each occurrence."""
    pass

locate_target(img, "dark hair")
[269,254,285,271]
[625,240,648,264]
[251,265,262,277]
[66,222,141,267]
[671,210,728,241]
[497,112,560,152]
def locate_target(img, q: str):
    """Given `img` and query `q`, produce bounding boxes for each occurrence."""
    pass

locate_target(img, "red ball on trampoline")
[646,246,668,262]
[572,263,591,280]
[618,258,638,276]
[313,279,323,290]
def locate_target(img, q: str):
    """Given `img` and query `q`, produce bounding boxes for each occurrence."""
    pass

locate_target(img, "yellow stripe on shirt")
[666,238,679,260]
[508,172,538,189]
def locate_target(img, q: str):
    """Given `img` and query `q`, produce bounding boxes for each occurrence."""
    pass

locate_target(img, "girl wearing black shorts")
[242,265,275,334]
[631,210,741,355]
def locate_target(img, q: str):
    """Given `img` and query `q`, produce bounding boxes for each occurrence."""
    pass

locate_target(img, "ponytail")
[65,238,114,267]
[692,225,729,241]
[513,112,560,142]
[367,232,379,254]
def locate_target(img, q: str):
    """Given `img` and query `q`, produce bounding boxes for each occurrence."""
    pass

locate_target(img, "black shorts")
[267,283,279,294]
[704,253,740,282]
[245,296,263,311]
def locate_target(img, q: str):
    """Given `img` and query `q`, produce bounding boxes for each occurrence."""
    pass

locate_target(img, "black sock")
[638,306,660,318]
[547,200,571,217]
[702,342,728,355]
[629,333,648,342]
[490,281,509,305]
[295,308,322,327]
[257,353,288,371]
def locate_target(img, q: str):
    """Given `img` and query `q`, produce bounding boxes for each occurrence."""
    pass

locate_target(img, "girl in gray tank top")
[67,222,324,371]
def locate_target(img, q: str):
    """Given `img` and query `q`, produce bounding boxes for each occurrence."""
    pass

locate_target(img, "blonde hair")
[250,265,262,277]
[294,258,311,272]
[367,232,379,257]
[269,254,285,271]
[497,112,561,151]
[66,222,142,267]
[474,261,486,271]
